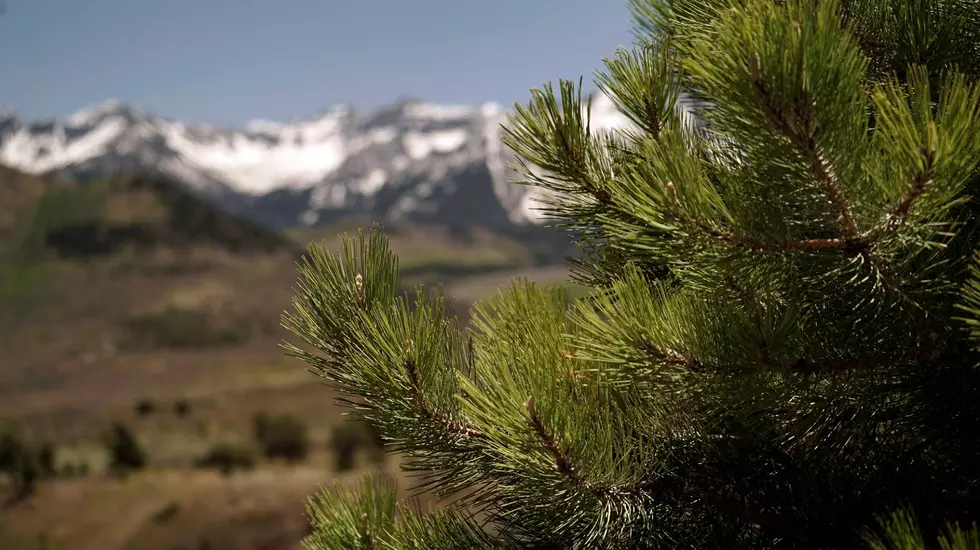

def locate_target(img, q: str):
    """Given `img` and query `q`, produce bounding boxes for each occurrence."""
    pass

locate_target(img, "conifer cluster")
[284,1,980,547]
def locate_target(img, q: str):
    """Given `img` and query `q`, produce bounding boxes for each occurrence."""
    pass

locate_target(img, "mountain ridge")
[0,94,632,231]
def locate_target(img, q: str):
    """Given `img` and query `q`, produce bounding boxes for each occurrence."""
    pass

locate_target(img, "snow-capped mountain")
[0,95,632,230]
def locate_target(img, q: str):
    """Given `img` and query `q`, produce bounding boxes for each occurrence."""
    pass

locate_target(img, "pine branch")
[887,124,938,230]
[530,395,815,544]
[637,335,709,373]
[667,180,870,253]
[528,396,815,543]
[304,475,504,549]
[291,1,980,545]
[525,395,581,485]
[694,219,867,253]
[404,357,489,441]
[360,511,376,550]
[525,393,664,499]
[750,52,862,239]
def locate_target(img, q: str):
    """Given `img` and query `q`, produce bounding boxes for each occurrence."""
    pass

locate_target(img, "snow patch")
[158,156,213,189]
[65,99,128,127]
[402,129,469,160]
[403,103,474,121]
[391,155,410,172]
[367,126,397,144]
[300,209,320,226]
[162,123,348,195]
[355,169,387,194]
[586,93,633,133]
[330,184,346,205]
[390,195,418,220]
[480,102,504,118]
[0,117,127,172]
[245,119,283,134]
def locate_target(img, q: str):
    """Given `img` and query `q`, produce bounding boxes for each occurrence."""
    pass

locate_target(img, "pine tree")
[283,0,980,547]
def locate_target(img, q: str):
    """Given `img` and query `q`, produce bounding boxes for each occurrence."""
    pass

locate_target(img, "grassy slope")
[0,168,577,550]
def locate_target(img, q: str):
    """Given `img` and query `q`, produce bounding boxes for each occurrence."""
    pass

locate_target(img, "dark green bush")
[0,429,56,499]
[0,430,22,472]
[135,399,155,417]
[252,413,309,463]
[0,434,39,499]
[328,425,358,473]
[196,441,257,475]
[174,399,191,418]
[9,456,40,500]
[328,419,386,472]
[104,422,146,474]
[35,442,55,477]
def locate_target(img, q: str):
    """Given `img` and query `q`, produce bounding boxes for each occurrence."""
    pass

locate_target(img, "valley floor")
[0,459,434,550]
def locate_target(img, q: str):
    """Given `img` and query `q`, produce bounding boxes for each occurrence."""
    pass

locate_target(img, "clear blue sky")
[0,0,634,128]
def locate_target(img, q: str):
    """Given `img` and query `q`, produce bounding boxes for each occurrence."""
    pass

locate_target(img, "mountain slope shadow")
[0,166,304,367]
[16,173,298,261]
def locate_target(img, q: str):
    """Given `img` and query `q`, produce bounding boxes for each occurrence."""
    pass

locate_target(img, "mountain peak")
[245,104,355,135]
[0,93,654,231]
[65,99,148,126]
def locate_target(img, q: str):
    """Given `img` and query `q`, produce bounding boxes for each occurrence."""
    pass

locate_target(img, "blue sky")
[0,0,634,128]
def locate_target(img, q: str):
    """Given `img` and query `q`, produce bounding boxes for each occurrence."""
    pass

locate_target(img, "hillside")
[0,167,576,550]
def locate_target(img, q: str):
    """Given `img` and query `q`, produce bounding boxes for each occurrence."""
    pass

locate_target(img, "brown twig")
[751,53,860,239]
[522,392,810,543]
[525,395,580,483]
[522,390,823,543]
[404,357,488,441]
[638,336,709,373]
[667,181,868,253]
[888,133,938,229]
[525,394,666,497]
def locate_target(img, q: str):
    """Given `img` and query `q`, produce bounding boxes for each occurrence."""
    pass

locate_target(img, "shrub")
[196,441,257,476]
[252,413,309,463]
[327,424,358,472]
[104,422,146,474]
[0,430,23,472]
[0,438,39,499]
[174,399,191,418]
[11,453,40,499]
[134,399,155,417]
[0,429,55,499]
[328,420,386,472]
[35,442,55,477]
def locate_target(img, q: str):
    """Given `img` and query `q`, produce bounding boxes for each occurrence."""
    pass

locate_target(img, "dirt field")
[0,173,578,549]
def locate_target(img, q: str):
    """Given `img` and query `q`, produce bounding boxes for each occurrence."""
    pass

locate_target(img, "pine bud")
[355,273,365,308]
